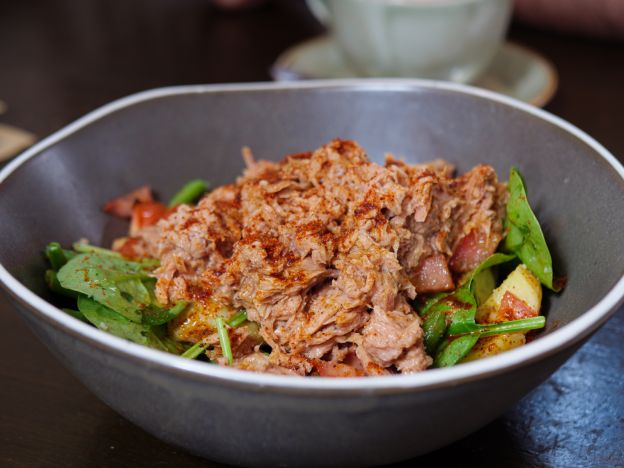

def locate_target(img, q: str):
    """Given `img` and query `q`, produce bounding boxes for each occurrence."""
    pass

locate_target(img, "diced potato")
[463,264,543,363]
[460,333,526,363]
[476,264,542,324]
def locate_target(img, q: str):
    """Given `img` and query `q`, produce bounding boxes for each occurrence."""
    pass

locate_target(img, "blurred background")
[0,0,622,467]
[0,0,623,153]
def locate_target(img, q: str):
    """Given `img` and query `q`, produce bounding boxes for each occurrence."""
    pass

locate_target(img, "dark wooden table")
[1,1,623,466]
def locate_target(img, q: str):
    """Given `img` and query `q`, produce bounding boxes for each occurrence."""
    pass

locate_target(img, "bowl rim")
[1,79,623,395]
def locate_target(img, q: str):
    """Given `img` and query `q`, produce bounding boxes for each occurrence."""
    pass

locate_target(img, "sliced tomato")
[130,201,168,235]
[411,254,455,294]
[498,291,538,321]
[103,185,153,218]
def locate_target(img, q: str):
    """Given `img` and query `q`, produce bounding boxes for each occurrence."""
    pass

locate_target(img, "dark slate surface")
[0,0,622,466]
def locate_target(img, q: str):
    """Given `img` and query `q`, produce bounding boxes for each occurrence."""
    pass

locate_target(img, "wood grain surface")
[0,1,622,466]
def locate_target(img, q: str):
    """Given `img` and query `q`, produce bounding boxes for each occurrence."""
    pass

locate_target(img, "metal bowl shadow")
[1,80,623,468]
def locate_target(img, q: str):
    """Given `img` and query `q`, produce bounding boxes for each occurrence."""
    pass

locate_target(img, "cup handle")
[306,0,331,26]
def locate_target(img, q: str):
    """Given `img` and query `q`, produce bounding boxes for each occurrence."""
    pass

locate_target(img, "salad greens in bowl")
[0,80,623,467]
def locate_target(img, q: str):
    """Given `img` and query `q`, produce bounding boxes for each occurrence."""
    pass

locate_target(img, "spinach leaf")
[57,252,152,323]
[73,242,123,258]
[78,296,151,344]
[47,243,191,354]
[467,253,517,286]
[77,296,171,352]
[118,277,152,305]
[504,168,559,291]
[62,307,88,323]
[45,269,79,298]
[74,241,160,268]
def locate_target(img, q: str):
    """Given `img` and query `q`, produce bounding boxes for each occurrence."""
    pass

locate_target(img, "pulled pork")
[123,140,507,376]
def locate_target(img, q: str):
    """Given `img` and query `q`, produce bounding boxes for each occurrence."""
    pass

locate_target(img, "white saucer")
[272,36,558,107]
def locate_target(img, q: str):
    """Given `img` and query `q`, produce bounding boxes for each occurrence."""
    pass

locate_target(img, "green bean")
[216,316,233,365]
[45,242,69,270]
[423,309,447,355]
[226,309,247,328]
[449,316,546,338]
[417,292,448,317]
[168,180,209,207]
[433,335,480,368]
[181,340,209,359]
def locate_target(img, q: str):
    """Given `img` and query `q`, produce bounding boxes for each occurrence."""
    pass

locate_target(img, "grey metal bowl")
[1,80,623,468]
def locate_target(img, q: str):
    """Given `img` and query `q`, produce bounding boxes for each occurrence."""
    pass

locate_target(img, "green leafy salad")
[44,180,215,358]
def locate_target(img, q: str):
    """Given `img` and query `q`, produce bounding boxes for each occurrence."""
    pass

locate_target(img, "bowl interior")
[1,83,623,339]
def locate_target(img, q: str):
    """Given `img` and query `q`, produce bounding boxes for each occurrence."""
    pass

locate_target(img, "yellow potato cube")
[476,264,542,324]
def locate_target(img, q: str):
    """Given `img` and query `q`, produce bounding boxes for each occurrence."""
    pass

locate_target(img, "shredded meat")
[128,140,506,376]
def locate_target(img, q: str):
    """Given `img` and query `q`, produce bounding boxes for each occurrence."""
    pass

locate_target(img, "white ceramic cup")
[307,0,512,82]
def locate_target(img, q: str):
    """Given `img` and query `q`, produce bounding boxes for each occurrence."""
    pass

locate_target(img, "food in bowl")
[44,139,560,376]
